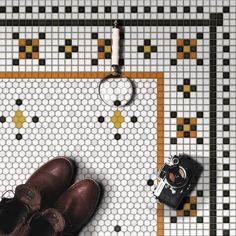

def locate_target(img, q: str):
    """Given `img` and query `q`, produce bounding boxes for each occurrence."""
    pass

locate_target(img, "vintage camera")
[153,154,202,208]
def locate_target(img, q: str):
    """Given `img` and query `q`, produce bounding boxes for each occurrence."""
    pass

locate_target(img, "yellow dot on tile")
[183,85,191,92]
[104,45,111,53]
[111,110,124,129]
[114,122,121,129]
[12,110,26,129]
[184,124,190,131]
[65,45,72,53]
[184,45,190,53]
[184,203,190,210]
[144,45,151,53]
[25,46,32,53]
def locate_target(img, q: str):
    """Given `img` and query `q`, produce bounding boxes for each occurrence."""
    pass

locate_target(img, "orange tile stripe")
[0,72,163,79]
[0,71,164,236]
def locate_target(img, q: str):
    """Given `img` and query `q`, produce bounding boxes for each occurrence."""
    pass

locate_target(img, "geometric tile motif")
[177,79,197,98]
[137,39,157,59]
[177,39,197,59]
[58,39,78,59]
[98,39,112,59]
[177,118,197,138]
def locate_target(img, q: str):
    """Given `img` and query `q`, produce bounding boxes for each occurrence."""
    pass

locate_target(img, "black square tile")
[52,6,59,13]
[223,177,230,184]
[170,33,177,39]
[39,59,45,65]
[223,59,230,65]
[170,217,177,223]
[91,6,98,13]
[105,6,111,13]
[170,111,177,118]
[183,79,190,85]
[197,59,203,65]
[223,125,230,131]
[184,92,190,98]
[223,33,230,39]
[223,204,229,210]
[197,33,203,39]
[197,6,203,13]
[65,6,72,13]
[170,6,177,13]
[118,6,124,13]
[223,46,230,52]
[223,112,230,118]
[223,6,230,13]
[184,210,190,216]
[59,46,65,52]
[223,72,230,78]
[144,53,150,59]
[65,39,72,45]
[39,32,45,39]
[223,230,230,236]
[26,6,32,13]
[223,138,230,144]
[197,217,203,223]
[177,46,183,52]
[223,151,230,157]
[157,6,164,13]
[184,6,190,13]
[12,59,19,65]
[26,53,32,59]
[190,85,197,91]
[0,6,6,13]
[223,98,230,105]
[91,59,98,65]
[177,85,183,92]
[170,59,177,65]
[170,138,177,144]
[12,33,19,39]
[223,85,230,92]
[105,53,111,59]
[197,190,203,197]
[144,6,150,13]
[39,6,45,13]
[184,118,190,124]
[65,53,72,59]
[78,6,85,13]
[91,33,98,39]
[223,191,229,197]
[12,6,19,13]
[144,39,150,45]
[197,138,203,144]
[131,6,137,13]
[197,111,203,118]
[72,46,78,52]
[223,164,230,170]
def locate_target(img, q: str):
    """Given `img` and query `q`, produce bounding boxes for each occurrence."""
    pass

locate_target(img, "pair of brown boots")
[0,157,101,236]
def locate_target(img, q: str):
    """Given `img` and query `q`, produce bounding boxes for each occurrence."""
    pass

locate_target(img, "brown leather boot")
[0,157,74,236]
[27,179,101,236]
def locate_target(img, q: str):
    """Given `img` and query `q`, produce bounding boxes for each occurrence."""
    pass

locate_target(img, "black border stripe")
[209,26,217,236]
[0,17,223,27]
[0,11,224,236]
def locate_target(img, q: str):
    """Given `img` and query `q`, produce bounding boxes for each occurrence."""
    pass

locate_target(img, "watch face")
[166,165,187,188]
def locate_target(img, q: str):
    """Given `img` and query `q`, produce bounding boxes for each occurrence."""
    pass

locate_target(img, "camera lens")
[173,158,179,165]
[166,166,187,188]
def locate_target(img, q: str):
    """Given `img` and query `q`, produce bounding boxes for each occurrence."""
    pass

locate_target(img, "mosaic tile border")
[0,4,233,235]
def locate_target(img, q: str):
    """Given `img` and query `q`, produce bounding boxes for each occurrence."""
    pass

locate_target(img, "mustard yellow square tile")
[104,46,111,53]
[25,46,32,53]
[183,85,190,92]
[184,45,190,53]
[144,45,151,53]
[184,124,190,131]
[184,203,191,210]
[65,46,72,53]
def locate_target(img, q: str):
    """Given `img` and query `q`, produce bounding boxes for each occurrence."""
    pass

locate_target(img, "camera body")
[153,154,202,208]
